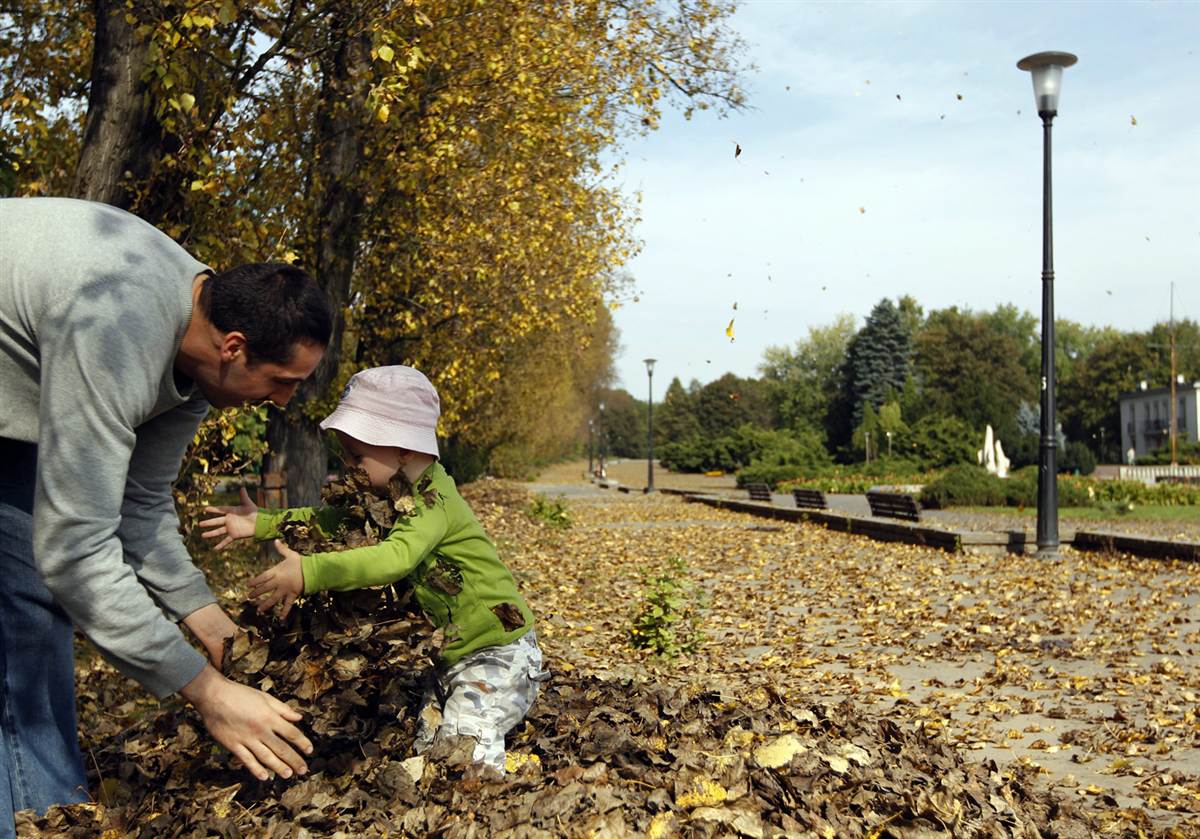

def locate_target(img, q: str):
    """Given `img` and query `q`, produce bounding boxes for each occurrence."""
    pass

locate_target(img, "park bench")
[866,490,921,522]
[745,483,773,503]
[791,487,828,510]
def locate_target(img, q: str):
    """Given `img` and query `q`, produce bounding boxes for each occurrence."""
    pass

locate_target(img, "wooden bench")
[791,488,828,510]
[866,490,921,521]
[745,483,773,503]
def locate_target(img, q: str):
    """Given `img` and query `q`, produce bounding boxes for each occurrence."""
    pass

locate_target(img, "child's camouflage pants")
[414,629,549,771]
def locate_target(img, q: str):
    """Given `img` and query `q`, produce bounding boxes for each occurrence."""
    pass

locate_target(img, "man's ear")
[218,331,248,363]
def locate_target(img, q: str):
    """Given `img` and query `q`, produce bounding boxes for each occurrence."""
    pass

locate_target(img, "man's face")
[199,339,325,409]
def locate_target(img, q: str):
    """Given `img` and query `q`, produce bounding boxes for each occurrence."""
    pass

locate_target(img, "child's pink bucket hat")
[320,366,440,457]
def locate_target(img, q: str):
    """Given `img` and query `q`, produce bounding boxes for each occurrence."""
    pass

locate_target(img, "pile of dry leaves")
[15,476,1138,837]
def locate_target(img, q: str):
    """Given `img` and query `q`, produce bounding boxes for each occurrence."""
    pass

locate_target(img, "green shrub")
[737,463,806,489]
[919,465,1007,509]
[904,414,977,468]
[662,425,830,476]
[1139,440,1200,465]
[920,466,1200,509]
[1061,441,1097,476]
[527,494,572,528]
[629,557,706,658]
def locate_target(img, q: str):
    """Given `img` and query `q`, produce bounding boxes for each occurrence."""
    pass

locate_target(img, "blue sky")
[609,0,1200,394]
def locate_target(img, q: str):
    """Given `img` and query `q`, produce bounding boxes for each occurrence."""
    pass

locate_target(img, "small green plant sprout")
[527,493,572,528]
[629,556,707,658]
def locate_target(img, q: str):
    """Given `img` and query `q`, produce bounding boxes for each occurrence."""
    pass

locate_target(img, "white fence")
[1116,464,1200,485]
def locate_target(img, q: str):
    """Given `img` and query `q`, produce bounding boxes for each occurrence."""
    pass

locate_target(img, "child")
[200,365,546,772]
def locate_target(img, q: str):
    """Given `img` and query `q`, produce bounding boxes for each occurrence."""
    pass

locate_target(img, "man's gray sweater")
[0,197,216,698]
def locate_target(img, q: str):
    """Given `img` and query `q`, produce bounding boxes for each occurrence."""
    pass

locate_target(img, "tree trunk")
[73,0,163,208]
[265,12,370,506]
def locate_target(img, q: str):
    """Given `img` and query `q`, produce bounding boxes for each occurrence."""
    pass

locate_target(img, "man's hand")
[200,486,259,550]
[247,540,305,619]
[180,665,312,781]
[182,603,239,669]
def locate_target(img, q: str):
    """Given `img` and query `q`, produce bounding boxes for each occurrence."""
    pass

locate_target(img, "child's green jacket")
[254,462,534,666]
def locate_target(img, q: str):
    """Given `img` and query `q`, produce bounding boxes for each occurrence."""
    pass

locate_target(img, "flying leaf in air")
[725,318,735,341]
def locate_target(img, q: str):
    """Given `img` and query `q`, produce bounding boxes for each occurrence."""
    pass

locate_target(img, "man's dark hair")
[198,263,333,364]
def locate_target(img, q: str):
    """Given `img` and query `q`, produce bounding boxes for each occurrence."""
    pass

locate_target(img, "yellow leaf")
[676,779,726,809]
[178,92,195,112]
[377,103,390,123]
[377,44,395,63]
[504,751,540,773]
[822,753,850,774]
[725,318,735,341]
[647,812,675,839]
[754,734,806,768]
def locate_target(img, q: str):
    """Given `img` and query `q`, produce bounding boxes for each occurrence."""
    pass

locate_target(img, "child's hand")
[247,540,305,619]
[200,487,259,550]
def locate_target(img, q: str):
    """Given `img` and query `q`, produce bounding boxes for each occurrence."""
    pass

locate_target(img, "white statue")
[994,439,1010,479]
[979,425,997,474]
[978,425,1009,478]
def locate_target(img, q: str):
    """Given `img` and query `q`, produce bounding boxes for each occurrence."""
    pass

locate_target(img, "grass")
[961,504,1200,522]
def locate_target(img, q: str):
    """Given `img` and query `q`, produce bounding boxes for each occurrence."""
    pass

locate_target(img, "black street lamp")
[1018,50,1077,559]
[587,418,595,477]
[644,358,657,492]
[597,400,606,479]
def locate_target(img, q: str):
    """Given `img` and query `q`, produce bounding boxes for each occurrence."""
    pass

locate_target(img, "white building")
[1119,378,1200,460]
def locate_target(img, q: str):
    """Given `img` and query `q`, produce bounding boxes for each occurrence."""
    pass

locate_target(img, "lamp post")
[886,430,893,459]
[864,431,871,464]
[1018,50,1077,560]
[598,400,606,479]
[587,418,595,477]
[644,358,657,492]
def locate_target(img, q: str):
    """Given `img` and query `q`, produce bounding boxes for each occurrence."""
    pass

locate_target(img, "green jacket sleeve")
[301,504,449,594]
[254,506,347,541]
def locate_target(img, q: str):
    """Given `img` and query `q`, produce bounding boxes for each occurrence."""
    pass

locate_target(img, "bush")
[528,494,572,528]
[661,425,830,476]
[903,414,978,468]
[919,466,1200,509]
[629,557,706,658]
[1139,440,1200,465]
[919,465,1008,509]
[734,428,833,488]
[1060,441,1097,476]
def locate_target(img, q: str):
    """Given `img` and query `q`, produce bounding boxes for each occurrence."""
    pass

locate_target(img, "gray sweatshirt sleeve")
[119,397,217,623]
[32,285,208,699]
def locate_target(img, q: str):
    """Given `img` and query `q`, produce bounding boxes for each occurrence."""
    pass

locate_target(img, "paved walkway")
[516,475,1200,830]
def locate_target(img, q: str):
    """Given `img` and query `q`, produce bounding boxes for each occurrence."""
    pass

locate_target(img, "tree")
[912,307,1036,440]
[655,377,703,444]
[1058,330,1155,460]
[760,314,855,438]
[845,299,911,429]
[694,373,774,438]
[4,1,747,501]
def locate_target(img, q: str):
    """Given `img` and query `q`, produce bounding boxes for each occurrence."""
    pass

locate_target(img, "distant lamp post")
[864,431,871,464]
[598,400,606,479]
[886,430,893,459]
[1018,50,1077,560]
[587,418,595,477]
[644,358,658,492]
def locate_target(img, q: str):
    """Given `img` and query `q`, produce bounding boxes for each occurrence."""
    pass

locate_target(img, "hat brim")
[319,405,440,458]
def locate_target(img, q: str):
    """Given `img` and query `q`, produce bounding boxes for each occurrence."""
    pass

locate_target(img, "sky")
[608,0,1200,395]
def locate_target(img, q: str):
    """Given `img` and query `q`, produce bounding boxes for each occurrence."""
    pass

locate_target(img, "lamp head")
[643,357,657,375]
[1017,51,1077,116]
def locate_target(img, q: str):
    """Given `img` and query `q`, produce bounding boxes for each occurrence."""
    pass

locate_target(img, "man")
[0,197,331,832]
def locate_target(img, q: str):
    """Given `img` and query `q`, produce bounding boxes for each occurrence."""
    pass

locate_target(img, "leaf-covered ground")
[18,477,1200,837]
